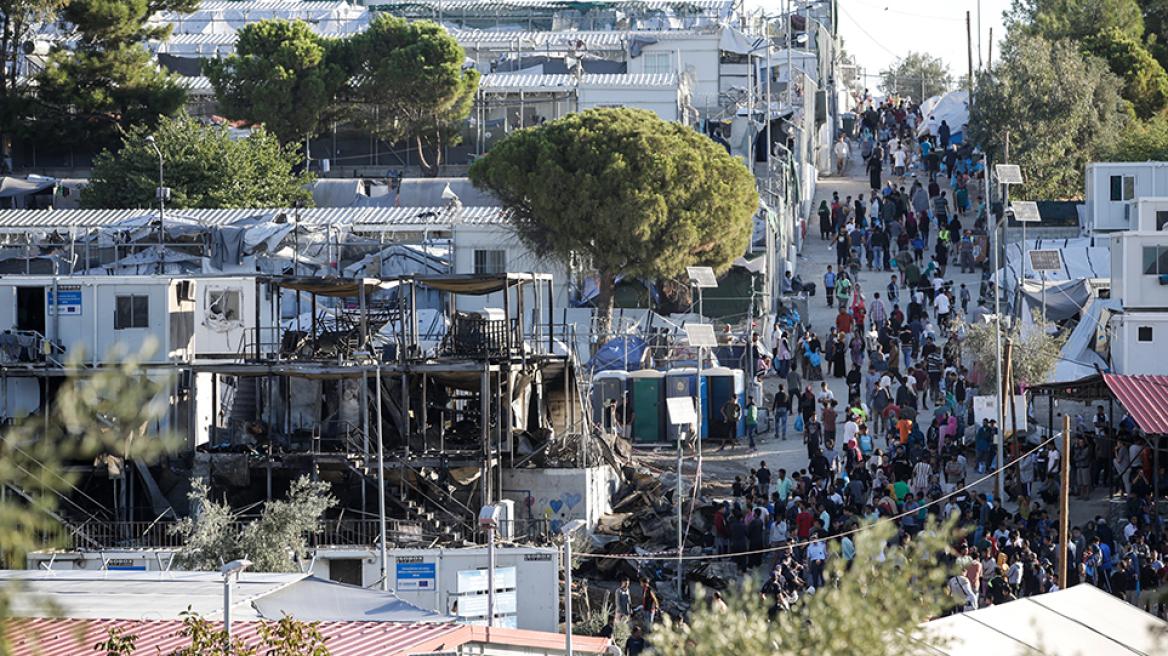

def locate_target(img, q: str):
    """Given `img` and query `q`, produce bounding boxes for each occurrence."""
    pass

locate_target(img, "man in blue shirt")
[824,266,837,307]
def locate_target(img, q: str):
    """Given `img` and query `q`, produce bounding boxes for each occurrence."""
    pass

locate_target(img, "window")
[1157,211,1168,231]
[207,289,242,322]
[1110,175,1135,201]
[114,295,149,330]
[644,52,671,75]
[474,250,506,275]
[1139,326,1154,342]
[1143,246,1168,275]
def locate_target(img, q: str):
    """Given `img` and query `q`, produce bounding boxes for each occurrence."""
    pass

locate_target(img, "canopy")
[269,276,388,297]
[921,583,1167,655]
[1102,373,1168,434]
[415,273,550,295]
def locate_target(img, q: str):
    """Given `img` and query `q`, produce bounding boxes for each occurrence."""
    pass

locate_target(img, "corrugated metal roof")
[480,72,676,89]
[375,0,735,11]
[7,618,469,656]
[453,28,717,47]
[1103,373,1168,434]
[166,0,352,12]
[0,207,506,229]
[6,617,613,656]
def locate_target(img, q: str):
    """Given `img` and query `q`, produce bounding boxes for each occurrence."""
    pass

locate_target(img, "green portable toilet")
[628,370,665,443]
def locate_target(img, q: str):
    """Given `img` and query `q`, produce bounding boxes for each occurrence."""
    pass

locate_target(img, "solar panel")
[666,397,698,425]
[1028,249,1063,272]
[996,164,1023,185]
[686,266,718,289]
[1011,201,1042,223]
[684,323,719,348]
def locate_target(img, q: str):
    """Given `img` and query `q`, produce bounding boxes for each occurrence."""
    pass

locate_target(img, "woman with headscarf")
[849,331,865,369]
[818,201,832,239]
[831,332,847,378]
[774,330,793,378]
[806,332,823,381]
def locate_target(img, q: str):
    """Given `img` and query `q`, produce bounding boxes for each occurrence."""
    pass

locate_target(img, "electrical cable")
[578,432,1061,561]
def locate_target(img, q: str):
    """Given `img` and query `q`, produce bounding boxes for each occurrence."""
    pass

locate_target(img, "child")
[959,284,971,314]
[912,236,924,264]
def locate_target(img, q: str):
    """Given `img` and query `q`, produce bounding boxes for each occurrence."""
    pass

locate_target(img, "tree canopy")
[29,0,198,148]
[879,52,952,100]
[1006,0,1145,42]
[1081,27,1168,119]
[468,107,757,335]
[203,19,347,145]
[81,112,314,209]
[169,475,335,573]
[345,15,478,177]
[968,33,1128,200]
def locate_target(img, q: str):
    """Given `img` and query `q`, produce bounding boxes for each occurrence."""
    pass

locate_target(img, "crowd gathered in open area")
[613,93,1167,645]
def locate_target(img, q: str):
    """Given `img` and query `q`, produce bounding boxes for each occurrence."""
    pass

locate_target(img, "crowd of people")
[701,93,1168,625]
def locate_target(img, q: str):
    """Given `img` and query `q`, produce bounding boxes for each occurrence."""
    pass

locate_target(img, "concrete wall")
[501,465,620,533]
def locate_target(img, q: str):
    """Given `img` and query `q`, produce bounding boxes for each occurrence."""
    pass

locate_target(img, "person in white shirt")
[806,536,828,588]
[893,146,907,181]
[834,135,851,175]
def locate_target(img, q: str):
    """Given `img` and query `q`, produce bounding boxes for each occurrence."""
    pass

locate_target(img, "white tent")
[919,584,1167,655]
[916,92,970,143]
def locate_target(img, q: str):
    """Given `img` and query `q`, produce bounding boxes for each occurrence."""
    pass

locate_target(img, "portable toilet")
[665,367,708,441]
[704,367,745,441]
[628,370,665,443]
[592,370,629,433]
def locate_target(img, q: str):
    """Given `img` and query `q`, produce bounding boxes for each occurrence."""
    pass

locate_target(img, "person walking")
[834,134,851,175]
[772,384,791,440]
[867,143,884,192]
[824,266,837,307]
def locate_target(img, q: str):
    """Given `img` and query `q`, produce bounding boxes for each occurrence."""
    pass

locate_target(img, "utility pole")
[1058,414,1070,590]
[988,28,993,69]
[966,12,974,94]
[1004,337,1018,467]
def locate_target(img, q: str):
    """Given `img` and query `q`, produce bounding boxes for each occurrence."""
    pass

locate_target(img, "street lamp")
[479,504,503,627]
[144,136,168,274]
[221,558,253,645]
[561,519,586,656]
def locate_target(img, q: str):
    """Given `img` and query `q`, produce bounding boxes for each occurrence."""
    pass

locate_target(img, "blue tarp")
[588,335,648,372]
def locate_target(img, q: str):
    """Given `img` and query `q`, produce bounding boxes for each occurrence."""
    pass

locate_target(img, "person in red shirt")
[795,501,815,540]
[836,307,854,334]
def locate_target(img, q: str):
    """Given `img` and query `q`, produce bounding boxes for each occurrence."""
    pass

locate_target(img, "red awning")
[1103,374,1168,434]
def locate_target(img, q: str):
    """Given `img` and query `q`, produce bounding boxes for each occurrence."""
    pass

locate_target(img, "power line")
[579,433,1061,561]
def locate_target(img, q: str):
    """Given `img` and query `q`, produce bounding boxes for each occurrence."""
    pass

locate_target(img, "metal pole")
[1058,414,1070,589]
[564,538,573,655]
[992,203,1005,499]
[224,577,233,643]
[676,414,683,600]
[377,365,388,591]
[488,524,496,627]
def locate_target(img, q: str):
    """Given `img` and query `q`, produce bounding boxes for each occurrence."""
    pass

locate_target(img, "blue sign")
[396,562,436,590]
[47,288,82,316]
